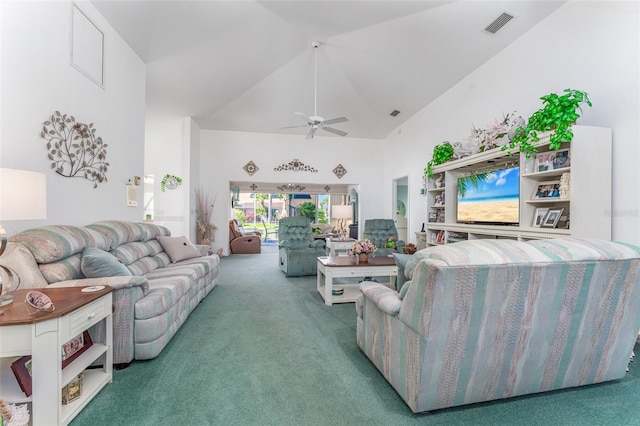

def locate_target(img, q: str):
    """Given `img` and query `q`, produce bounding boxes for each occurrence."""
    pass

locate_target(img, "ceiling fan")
[281,41,349,140]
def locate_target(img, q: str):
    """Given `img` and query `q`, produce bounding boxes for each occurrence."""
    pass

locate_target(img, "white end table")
[325,238,355,256]
[0,287,113,425]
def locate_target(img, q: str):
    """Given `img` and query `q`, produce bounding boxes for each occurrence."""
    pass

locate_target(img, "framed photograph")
[532,207,549,228]
[11,356,33,397]
[434,195,443,206]
[532,181,561,199]
[428,212,437,222]
[541,208,564,228]
[62,374,84,405]
[534,152,555,172]
[552,148,570,169]
[62,331,93,369]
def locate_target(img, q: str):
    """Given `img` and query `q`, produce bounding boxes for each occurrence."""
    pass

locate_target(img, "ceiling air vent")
[484,12,514,34]
[390,110,401,117]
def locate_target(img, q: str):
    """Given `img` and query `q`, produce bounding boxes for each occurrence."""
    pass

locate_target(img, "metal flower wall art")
[274,158,318,173]
[41,111,109,188]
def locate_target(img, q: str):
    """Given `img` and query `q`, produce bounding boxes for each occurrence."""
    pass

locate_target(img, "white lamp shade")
[0,169,47,220]
[332,205,352,220]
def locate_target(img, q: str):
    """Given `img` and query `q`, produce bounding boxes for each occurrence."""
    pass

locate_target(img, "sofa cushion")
[87,221,153,249]
[81,247,131,278]
[39,253,83,283]
[158,236,202,263]
[14,225,86,263]
[0,243,48,289]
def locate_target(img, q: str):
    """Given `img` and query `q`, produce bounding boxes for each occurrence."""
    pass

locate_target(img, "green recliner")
[362,219,406,256]
[278,217,326,277]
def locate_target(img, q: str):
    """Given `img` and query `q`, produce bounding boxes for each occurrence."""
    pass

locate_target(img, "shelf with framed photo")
[541,208,564,228]
[425,125,611,241]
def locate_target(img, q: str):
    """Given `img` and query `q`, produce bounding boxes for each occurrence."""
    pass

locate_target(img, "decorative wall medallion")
[250,183,258,191]
[324,185,332,192]
[161,174,182,192]
[243,160,259,176]
[333,164,347,179]
[274,158,318,173]
[276,183,306,192]
[41,111,109,188]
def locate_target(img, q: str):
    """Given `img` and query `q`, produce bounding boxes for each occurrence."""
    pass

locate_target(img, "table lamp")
[0,168,47,307]
[332,205,352,239]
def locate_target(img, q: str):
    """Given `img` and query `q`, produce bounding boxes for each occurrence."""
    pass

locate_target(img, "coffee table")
[316,255,398,305]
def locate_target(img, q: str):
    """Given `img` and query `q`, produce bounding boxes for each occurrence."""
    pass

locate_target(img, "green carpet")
[71,246,640,425]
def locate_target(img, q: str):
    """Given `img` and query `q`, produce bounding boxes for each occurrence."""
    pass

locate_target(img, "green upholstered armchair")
[278,216,325,277]
[362,219,406,256]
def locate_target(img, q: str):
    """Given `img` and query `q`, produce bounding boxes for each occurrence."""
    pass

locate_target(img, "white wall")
[0,0,145,234]
[200,130,385,255]
[383,0,640,245]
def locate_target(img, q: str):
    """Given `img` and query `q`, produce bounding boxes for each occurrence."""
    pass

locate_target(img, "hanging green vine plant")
[504,89,592,158]
[161,174,183,192]
[41,111,109,188]
[424,141,454,178]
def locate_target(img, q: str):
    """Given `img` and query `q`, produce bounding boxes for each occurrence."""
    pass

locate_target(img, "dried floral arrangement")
[41,111,109,188]
[195,187,217,245]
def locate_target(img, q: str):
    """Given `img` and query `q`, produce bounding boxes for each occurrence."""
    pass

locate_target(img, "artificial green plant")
[424,141,454,178]
[505,89,592,158]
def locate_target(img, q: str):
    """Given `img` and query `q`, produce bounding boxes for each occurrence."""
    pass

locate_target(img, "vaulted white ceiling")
[92,0,565,139]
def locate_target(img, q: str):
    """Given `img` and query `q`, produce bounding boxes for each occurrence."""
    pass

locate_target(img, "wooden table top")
[318,255,396,267]
[0,286,112,326]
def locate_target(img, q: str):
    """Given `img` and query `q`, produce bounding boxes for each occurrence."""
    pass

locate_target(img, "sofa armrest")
[48,275,149,365]
[47,275,149,294]
[359,282,402,315]
[279,240,291,248]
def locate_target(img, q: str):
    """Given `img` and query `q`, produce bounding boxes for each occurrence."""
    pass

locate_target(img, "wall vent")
[484,12,514,34]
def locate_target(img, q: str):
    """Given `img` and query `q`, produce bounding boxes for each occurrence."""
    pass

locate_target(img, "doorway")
[393,176,409,243]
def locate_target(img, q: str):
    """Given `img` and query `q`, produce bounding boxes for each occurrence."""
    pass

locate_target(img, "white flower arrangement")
[350,239,377,255]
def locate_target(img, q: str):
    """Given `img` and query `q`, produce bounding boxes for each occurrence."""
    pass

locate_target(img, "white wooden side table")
[0,286,113,425]
[325,238,355,256]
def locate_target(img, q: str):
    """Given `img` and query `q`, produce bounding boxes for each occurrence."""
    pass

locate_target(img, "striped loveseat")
[356,238,640,413]
[1,220,219,365]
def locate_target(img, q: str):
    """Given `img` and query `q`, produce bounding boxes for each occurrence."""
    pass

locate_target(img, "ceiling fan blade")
[323,117,348,125]
[323,127,348,137]
[280,124,307,129]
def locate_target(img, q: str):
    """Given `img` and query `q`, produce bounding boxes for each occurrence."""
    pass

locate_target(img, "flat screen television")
[456,166,520,225]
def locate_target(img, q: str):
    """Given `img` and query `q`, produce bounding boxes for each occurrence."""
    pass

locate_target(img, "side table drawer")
[66,297,108,338]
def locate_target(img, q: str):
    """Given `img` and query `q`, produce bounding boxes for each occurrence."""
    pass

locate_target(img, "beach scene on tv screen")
[457,167,519,223]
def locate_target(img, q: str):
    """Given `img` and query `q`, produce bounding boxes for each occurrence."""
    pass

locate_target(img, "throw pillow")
[392,253,412,290]
[158,236,202,263]
[81,247,131,278]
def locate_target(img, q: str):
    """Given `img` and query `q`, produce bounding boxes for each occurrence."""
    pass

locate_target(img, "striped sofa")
[1,220,219,365]
[356,238,640,412]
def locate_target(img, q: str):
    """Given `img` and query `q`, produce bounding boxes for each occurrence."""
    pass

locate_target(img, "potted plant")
[505,89,592,157]
[424,141,454,178]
